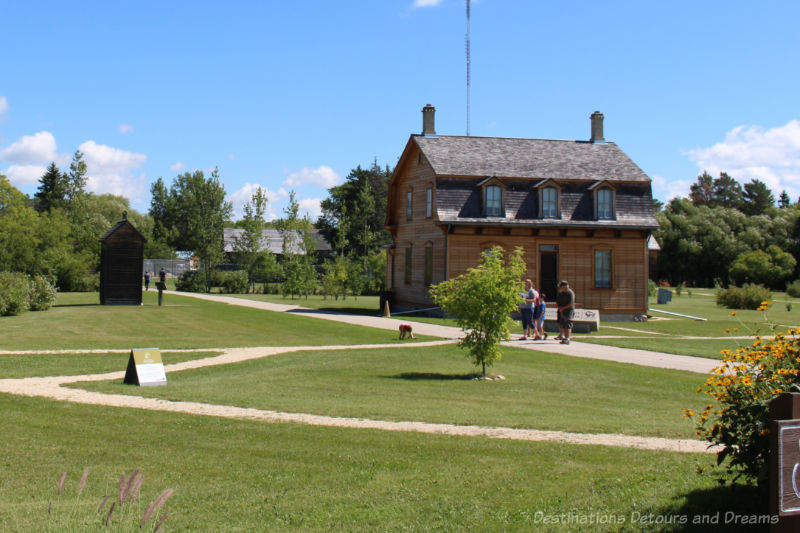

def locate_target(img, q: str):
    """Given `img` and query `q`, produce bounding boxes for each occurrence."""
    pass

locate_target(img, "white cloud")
[3,164,47,187]
[0,131,66,165]
[79,140,147,200]
[170,161,185,172]
[413,0,443,7]
[283,165,341,188]
[686,120,800,198]
[0,96,8,120]
[228,183,289,221]
[298,197,322,220]
[119,124,134,134]
[651,174,691,202]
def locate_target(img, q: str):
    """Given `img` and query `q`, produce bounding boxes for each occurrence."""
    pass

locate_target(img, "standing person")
[556,281,575,344]
[159,267,167,284]
[535,292,548,340]
[518,279,537,340]
[144,271,151,291]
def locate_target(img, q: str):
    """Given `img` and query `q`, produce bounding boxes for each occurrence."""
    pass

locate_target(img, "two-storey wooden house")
[384,105,658,319]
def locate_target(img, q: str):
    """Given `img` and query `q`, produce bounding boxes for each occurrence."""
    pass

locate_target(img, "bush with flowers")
[687,300,800,485]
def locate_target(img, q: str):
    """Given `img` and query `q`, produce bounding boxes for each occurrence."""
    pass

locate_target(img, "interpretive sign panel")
[778,422,800,514]
[124,348,167,386]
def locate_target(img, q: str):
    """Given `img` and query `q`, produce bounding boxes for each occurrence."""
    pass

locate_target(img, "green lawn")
[0,292,425,351]
[582,289,800,359]
[0,288,772,531]
[0,394,756,533]
[76,344,707,439]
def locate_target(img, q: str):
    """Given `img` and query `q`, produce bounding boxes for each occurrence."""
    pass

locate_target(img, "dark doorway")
[540,246,558,302]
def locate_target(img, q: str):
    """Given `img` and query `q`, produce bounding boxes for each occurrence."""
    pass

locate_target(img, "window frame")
[541,186,559,218]
[425,186,433,218]
[485,185,502,217]
[596,187,615,220]
[594,249,613,289]
[406,189,413,221]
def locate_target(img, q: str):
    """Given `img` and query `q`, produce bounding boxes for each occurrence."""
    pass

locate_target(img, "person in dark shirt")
[555,281,575,345]
[144,271,151,291]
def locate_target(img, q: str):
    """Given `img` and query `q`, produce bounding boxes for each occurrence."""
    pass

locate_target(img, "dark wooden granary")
[99,212,147,305]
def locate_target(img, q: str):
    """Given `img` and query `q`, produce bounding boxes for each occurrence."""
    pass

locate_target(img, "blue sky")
[2,0,799,220]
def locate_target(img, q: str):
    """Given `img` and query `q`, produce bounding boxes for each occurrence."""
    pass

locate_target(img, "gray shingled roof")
[414,135,650,182]
[223,228,331,254]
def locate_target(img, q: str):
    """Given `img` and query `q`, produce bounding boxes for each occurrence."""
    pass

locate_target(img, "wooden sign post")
[155,281,166,306]
[769,393,800,531]
[124,348,167,386]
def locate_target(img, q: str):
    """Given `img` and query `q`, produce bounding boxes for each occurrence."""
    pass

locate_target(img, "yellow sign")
[124,348,167,386]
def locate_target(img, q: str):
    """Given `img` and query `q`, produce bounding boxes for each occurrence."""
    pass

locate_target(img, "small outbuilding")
[99,212,147,305]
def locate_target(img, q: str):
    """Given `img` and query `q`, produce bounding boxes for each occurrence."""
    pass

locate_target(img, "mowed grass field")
[0,291,769,531]
[227,289,800,359]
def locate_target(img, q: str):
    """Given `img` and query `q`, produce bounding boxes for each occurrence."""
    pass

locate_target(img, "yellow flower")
[730,311,737,317]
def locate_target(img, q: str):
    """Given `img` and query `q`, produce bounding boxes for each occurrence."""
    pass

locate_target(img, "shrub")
[28,274,57,311]
[716,284,772,310]
[648,279,658,298]
[786,279,800,298]
[0,272,31,316]
[174,270,206,292]
[689,306,799,484]
[220,271,249,294]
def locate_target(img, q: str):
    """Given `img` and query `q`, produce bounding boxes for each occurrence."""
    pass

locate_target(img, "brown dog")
[398,323,415,339]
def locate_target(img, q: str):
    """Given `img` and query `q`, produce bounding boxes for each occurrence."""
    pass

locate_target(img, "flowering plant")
[687,301,800,483]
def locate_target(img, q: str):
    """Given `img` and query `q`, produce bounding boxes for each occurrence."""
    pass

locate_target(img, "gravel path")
[0,341,713,454]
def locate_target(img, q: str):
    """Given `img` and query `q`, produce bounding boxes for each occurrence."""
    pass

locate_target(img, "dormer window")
[542,186,559,218]
[486,185,502,217]
[479,177,506,218]
[590,181,616,220]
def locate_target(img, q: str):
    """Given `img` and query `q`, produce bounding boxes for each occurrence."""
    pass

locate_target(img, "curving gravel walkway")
[0,342,713,454]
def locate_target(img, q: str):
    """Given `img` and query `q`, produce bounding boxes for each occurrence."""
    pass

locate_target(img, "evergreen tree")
[34,162,67,213]
[779,190,792,208]
[742,179,774,216]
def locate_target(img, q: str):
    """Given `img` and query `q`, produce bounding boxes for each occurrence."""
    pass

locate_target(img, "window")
[406,190,412,221]
[404,246,412,284]
[486,185,502,217]
[595,250,612,288]
[597,188,614,219]
[542,186,558,218]
[426,187,432,218]
[424,245,433,285]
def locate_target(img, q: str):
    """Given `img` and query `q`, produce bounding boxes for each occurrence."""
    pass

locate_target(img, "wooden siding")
[444,231,647,312]
[386,144,447,307]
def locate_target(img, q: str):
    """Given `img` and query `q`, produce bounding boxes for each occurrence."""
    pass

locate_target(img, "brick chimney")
[590,111,605,143]
[422,104,436,136]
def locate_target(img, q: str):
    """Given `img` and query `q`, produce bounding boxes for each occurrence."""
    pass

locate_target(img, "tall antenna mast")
[465,0,470,136]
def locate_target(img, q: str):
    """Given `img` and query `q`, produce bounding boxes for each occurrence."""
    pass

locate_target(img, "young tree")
[65,150,88,203]
[779,190,792,208]
[233,187,268,292]
[430,246,525,377]
[275,191,317,298]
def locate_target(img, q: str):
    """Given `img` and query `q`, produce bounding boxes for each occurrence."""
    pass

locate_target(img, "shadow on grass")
[53,303,100,307]
[386,372,479,381]
[639,483,771,532]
